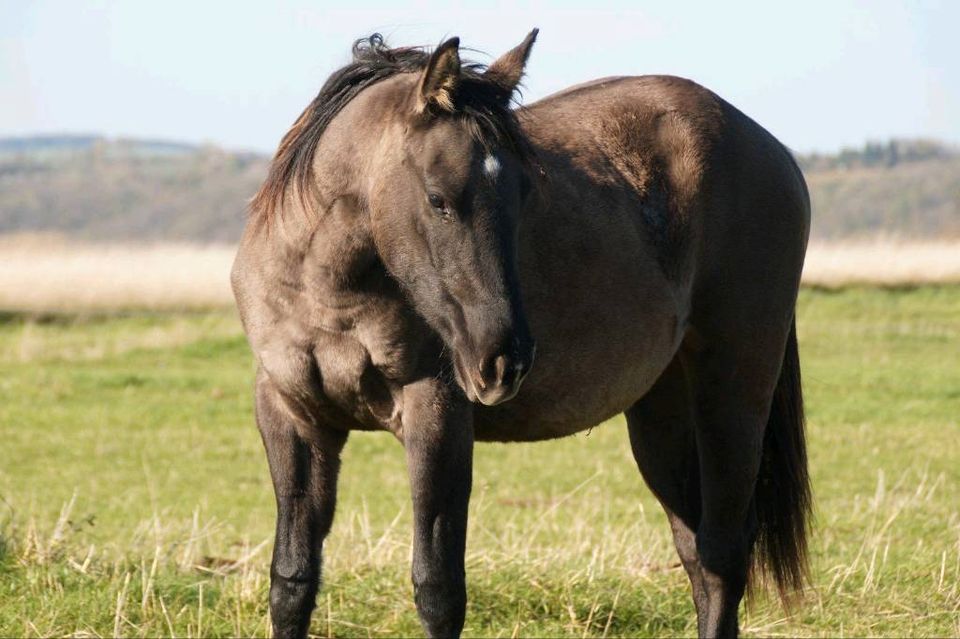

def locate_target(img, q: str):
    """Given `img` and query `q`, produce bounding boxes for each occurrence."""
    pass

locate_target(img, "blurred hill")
[0,135,958,242]
[0,135,267,242]
[796,139,960,238]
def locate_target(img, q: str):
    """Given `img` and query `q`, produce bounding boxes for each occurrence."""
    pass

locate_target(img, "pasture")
[0,286,958,637]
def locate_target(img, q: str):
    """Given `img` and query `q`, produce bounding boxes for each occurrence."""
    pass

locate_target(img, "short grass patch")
[0,287,958,636]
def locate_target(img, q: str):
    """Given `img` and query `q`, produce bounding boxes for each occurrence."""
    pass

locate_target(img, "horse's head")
[366,32,539,406]
[256,31,540,406]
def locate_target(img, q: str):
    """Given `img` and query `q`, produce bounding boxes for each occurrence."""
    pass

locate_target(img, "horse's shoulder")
[232,225,435,432]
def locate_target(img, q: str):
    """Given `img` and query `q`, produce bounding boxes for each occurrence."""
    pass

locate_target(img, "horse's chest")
[310,306,424,432]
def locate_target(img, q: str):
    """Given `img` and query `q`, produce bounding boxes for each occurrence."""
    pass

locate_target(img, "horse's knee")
[270,565,318,594]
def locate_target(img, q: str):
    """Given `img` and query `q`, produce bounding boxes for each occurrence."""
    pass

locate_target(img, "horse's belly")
[474,259,687,442]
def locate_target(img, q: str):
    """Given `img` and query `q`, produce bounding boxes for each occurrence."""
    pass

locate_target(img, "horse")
[231,29,811,638]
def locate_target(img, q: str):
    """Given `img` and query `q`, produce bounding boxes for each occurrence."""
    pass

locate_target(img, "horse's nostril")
[479,352,517,390]
[476,333,535,395]
[494,354,509,384]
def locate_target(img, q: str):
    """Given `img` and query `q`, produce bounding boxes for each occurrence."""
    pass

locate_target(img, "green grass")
[1,288,958,637]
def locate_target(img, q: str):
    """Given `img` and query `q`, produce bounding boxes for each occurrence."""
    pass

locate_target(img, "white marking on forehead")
[483,154,501,179]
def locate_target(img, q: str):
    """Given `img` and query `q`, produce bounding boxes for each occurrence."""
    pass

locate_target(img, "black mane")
[252,34,533,223]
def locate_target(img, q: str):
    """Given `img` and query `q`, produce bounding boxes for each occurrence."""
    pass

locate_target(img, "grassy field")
[0,287,958,637]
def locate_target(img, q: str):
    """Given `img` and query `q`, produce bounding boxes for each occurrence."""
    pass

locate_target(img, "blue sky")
[1,0,957,154]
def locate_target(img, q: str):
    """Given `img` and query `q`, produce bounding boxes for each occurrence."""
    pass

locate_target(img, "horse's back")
[525,73,809,318]
[527,74,807,219]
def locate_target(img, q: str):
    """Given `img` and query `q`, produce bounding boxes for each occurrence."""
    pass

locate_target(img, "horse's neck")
[261,194,378,302]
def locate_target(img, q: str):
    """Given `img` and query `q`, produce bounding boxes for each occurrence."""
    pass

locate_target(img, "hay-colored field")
[0,287,958,637]
[2,235,960,313]
[0,235,234,313]
[802,240,960,287]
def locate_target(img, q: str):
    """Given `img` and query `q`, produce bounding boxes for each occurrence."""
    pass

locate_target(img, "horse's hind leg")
[256,371,348,639]
[625,354,707,631]
[629,326,788,638]
[682,324,792,638]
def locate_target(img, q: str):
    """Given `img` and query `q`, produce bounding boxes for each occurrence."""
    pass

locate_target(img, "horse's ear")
[484,28,539,102]
[417,37,461,113]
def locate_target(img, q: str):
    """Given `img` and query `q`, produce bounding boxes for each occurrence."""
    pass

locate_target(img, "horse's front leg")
[403,377,474,638]
[256,372,348,639]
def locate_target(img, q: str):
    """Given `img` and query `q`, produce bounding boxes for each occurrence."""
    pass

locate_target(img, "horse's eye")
[427,193,446,213]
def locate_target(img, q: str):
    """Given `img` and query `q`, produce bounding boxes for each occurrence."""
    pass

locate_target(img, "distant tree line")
[795,138,957,172]
[0,135,958,242]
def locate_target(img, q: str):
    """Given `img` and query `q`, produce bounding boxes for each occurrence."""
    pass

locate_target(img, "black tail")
[751,319,812,603]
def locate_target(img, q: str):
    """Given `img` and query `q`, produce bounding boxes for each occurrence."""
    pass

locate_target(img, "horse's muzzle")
[463,338,536,406]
